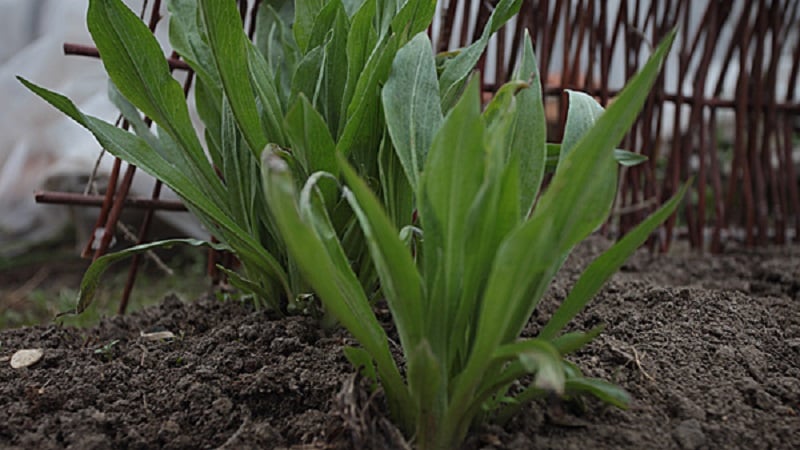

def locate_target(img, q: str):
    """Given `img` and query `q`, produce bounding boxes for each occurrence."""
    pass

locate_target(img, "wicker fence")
[444,0,800,252]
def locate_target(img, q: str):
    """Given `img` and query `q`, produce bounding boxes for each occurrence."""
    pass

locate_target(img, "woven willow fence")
[36,0,800,309]
[453,0,799,252]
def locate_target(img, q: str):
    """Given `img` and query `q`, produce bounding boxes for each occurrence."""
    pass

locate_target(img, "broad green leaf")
[341,0,378,136]
[57,239,228,317]
[374,0,401,39]
[561,90,605,163]
[341,0,366,16]
[255,4,299,103]
[285,94,338,205]
[539,180,690,339]
[510,32,547,215]
[247,43,289,146]
[339,154,424,358]
[291,45,326,108]
[438,0,522,110]
[450,160,520,367]
[482,80,524,171]
[306,1,350,135]
[337,33,400,174]
[166,0,220,87]
[391,0,437,38]
[382,32,442,190]
[199,0,267,155]
[87,0,211,180]
[294,0,325,53]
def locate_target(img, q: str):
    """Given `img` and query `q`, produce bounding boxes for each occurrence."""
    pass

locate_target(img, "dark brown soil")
[1,237,798,449]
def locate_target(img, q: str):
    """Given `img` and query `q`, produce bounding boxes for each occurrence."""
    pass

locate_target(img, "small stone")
[140,330,176,341]
[10,349,44,369]
[672,419,706,450]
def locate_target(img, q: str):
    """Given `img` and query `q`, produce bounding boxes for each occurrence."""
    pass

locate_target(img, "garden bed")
[1,236,798,449]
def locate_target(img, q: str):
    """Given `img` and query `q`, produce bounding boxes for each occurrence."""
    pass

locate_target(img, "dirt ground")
[0,236,798,449]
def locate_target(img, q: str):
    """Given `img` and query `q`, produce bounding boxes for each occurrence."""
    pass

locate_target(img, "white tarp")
[0,0,202,256]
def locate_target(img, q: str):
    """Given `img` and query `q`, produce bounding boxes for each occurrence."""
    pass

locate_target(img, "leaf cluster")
[263,24,682,449]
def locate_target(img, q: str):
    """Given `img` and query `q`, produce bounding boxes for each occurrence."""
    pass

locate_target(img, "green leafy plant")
[262,28,682,449]
[94,339,120,361]
[19,0,523,317]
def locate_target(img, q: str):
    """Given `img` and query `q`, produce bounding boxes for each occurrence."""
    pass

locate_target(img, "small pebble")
[10,348,44,369]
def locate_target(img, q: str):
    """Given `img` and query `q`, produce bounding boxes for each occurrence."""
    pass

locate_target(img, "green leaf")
[565,377,630,409]
[407,339,444,447]
[87,0,211,181]
[510,32,547,215]
[220,94,257,231]
[247,42,289,146]
[561,90,605,164]
[199,0,267,155]
[438,0,522,110]
[305,0,350,135]
[549,325,605,355]
[391,0,437,38]
[166,0,220,87]
[57,239,227,317]
[450,159,520,369]
[343,346,378,388]
[337,33,400,173]
[539,180,690,339]
[341,0,378,136]
[545,144,648,172]
[294,0,325,53]
[614,149,648,166]
[493,339,565,394]
[285,94,338,203]
[378,129,414,229]
[382,32,443,190]
[254,4,299,103]
[291,45,326,108]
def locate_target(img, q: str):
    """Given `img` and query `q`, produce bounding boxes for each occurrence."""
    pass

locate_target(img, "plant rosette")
[263,25,683,450]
